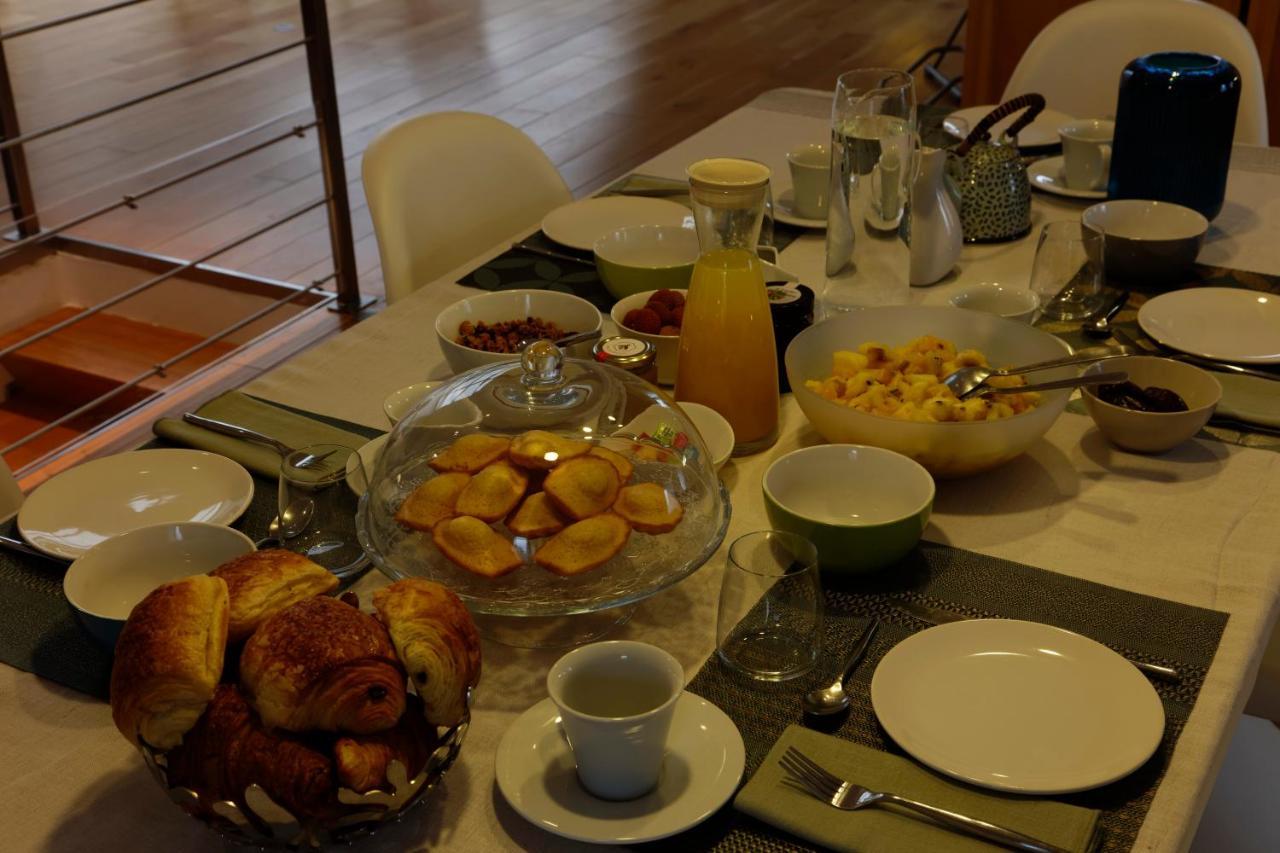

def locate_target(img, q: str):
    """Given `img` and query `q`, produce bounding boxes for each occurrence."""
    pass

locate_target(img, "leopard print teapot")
[947,94,1045,243]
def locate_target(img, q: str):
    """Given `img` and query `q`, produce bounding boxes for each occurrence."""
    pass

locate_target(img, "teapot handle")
[954,93,1046,156]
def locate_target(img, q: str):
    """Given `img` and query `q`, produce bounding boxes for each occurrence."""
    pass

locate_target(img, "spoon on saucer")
[803,620,880,716]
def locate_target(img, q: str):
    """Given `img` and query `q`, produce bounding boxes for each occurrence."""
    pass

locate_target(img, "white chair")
[362,112,572,304]
[1002,0,1268,145]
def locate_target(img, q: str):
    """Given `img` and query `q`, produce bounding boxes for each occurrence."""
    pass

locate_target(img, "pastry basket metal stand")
[138,692,471,849]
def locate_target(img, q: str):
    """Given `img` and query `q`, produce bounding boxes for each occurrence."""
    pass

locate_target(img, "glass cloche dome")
[357,341,730,617]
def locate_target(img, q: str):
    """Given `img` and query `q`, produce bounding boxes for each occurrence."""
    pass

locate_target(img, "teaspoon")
[803,620,880,716]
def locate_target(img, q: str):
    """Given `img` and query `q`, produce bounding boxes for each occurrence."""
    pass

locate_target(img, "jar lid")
[593,335,656,369]
[687,158,771,209]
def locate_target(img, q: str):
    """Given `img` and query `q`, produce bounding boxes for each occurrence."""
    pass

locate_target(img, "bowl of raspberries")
[610,288,687,385]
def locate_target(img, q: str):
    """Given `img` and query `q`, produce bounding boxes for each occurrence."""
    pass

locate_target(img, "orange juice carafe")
[675,158,780,455]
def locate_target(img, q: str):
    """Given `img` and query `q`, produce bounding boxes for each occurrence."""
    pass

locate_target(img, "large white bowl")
[63,522,255,647]
[610,289,685,385]
[785,307,1072,477]
[435,290,603,374]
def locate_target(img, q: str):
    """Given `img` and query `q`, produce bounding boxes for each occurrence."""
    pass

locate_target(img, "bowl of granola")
[436,289,603,373]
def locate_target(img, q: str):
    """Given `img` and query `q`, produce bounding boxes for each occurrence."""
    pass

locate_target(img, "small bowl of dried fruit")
[436,289,603,373]
[1081,356,1221,453]
[610,288,687,385]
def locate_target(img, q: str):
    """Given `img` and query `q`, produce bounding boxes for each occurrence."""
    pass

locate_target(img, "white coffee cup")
[786,143,829,219]
[949,282,1041,324]
[546,640,684,800]
[1060,119,1114,191]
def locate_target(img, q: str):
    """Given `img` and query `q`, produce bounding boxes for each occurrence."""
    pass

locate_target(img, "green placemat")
[671,541,1228,853]
[1037,264,1280,451]
[0,398,382,700]
[456,174,809,309]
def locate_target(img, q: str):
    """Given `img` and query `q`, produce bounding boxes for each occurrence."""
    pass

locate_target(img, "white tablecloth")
[3,89,1279,852]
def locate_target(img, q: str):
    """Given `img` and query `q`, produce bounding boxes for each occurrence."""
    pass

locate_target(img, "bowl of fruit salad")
[610,288,686,385]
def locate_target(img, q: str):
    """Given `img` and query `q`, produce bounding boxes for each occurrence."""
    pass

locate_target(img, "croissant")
[333,695,439,793]
[110,575,229,750]
[166,684,337,820]
[209,549,338,642]
[240,596,406,734]
[372,580,480,727]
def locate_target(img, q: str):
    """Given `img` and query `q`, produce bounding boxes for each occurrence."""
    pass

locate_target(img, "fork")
[779,747,1072,853]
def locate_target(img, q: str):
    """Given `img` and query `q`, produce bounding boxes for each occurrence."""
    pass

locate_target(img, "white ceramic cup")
[786,143,829,219]
[1059,119,1114,191]
[546,641,684,800]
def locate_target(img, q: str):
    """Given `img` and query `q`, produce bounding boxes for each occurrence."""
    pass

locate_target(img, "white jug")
[909,146,962,286]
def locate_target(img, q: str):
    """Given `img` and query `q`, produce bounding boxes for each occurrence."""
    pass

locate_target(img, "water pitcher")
[822,68,916,315]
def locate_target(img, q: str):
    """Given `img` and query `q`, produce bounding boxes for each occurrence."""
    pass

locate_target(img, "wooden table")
[2,88,1278,852]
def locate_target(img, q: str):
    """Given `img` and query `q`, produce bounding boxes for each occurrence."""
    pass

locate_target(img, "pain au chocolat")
[209,549,338,643]
[372,579,480,727]
[110,575,229,750]
[240,596,406,734]
[166,684,338,820]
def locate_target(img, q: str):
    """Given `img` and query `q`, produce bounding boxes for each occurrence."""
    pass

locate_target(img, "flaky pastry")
[110,574,229,750]
[373,579,481,727]
[210,549,338,643]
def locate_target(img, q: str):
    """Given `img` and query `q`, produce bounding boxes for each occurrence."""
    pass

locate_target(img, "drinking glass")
[822,68,917,315]
[716,530,822,681]
[1030,221,1106,320]
[278,443,367,578]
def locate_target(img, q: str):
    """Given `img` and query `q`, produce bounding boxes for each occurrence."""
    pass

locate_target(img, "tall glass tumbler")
[822,69,917,316]
[716,530,822,681]
[278,443,368,578]
[1030,221,1106,321]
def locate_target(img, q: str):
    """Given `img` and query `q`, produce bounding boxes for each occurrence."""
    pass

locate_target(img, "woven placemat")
[670,542,1227,853]
[456,175,808,309]
[0,399,382,700]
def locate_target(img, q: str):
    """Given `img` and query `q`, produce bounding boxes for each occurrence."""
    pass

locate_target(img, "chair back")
[362,112,572,303]
[1003,0,1267,145]
[0,456,22,524]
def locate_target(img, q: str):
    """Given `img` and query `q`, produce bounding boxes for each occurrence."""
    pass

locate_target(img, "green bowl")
[593,224,697,300]
[763,444,934,574]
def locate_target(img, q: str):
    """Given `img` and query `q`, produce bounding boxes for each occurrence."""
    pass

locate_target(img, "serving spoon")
[942,349,1136,400]
[803,620,880,716]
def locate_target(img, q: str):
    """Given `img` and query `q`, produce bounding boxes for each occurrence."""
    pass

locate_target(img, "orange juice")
[675,247,779,453]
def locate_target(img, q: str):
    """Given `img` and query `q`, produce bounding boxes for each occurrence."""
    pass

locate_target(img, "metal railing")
[0,0,366,463]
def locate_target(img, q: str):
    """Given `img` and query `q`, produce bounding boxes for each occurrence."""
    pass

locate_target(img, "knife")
[893,598,1181,683]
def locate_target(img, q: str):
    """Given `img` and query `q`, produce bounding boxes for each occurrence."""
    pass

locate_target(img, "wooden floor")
[0,0,962,476]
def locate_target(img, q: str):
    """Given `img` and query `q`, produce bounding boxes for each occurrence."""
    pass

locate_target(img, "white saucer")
[1138,287,1280,365]
[18,449,253,560]
[345,434,387,496]
[871,619,1164,794]
[542,197,693,251]
[943,105,1076,149]
[774,189,826,229]
[496,692,745,844]
[1027,156,1106,199]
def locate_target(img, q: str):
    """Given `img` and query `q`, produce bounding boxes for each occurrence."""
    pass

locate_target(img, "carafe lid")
[687,158,771,208]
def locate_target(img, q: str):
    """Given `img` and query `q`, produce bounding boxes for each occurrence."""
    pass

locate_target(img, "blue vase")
[1108,52,1240,221]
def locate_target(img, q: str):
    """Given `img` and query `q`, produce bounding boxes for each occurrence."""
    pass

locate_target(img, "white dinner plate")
[18,449,254,560]
[346,434,387,496]
[774,189,826,229]
[943,105,1077,149]
[1027,156,1106,200]
[1138,287,1280,365]
[871,619,1164,794]
[541,197,693,251]
[496,692,745,844]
